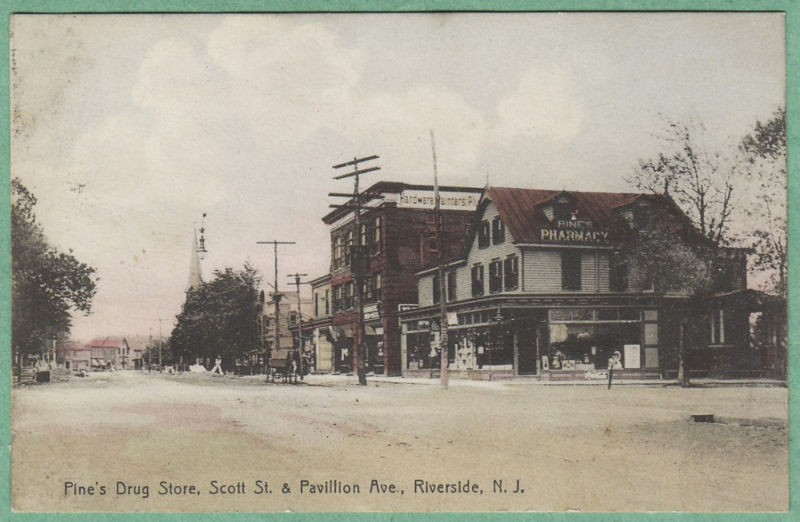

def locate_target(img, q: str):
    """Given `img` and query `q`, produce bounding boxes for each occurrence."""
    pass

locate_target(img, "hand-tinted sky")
[10,13,785,342]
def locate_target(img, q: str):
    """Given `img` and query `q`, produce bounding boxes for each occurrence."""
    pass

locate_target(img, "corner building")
[321,182,482,376]
[399,187,769,380]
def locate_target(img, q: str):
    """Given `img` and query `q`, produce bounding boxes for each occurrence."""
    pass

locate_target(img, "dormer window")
[492,216,505,244]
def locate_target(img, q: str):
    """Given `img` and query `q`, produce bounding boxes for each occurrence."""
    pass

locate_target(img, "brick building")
[320,181,482,375]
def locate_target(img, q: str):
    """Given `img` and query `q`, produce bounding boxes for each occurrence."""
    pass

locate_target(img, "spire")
[187,229,203,292]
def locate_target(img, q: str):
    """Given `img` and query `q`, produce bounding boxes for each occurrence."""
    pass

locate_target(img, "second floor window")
[324,289,330,315]
[371,217,382,254]
[478,220,490,248]
[492,216,505,244]
[562,251,582,291]
[471,264,484,296]
[344,231,354,266]
[504,255,519,290]
[432,272,440,304]
[489,260,503,293]
[333,236,343,269]
[314,293,319,317]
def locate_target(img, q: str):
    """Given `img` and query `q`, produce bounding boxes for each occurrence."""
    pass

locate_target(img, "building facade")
[321,181,483,375]
[399,187,761,380]
[303,274,335,372]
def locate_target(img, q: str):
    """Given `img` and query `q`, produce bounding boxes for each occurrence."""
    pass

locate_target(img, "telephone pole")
[158,318,163,372]
[288,273,310,377]
[431,130,449,388]
[256,240,295,371]
[330,154,381,386]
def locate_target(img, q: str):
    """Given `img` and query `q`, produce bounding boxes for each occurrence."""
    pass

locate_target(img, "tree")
[170,264,261,372]
[622,214,717,386]
[627,118,736,245]
[739,107,786,297]
[11,178,98,368]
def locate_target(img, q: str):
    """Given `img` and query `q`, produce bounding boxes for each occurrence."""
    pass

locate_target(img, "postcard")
[8,11,789,514]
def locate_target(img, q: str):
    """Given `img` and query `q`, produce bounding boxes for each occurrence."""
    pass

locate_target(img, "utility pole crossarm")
[256,240,296,372]
[330,154,381,386]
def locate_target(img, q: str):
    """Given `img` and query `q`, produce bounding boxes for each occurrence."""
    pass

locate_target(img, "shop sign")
[398,190,480,210]
[398,303,419,312]
[363,303,380,321]
[447,312,459,325]
[624,344,641,369]
[539,228,609,243]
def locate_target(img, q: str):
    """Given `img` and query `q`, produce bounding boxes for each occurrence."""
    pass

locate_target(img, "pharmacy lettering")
[539,228,610,243]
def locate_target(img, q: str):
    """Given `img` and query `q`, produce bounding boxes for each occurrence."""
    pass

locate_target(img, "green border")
[1,1,796,521]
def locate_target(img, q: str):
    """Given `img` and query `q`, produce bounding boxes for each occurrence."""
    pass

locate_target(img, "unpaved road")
[11,371,788,512]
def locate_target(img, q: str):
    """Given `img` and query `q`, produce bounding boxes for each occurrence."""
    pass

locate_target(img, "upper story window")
[471,264,484,296]
[477,220,490,249]
[432,272,441,304]
[447,270,456,301]
[489,260,503,293]
[561,250,582,291]
[344,231,354,266]
[288,311,298,325]
[504,255,519,290]
[492,216,505,244]
[333,236,343,269]
[314,293,319,317]
[371,217,382,254]
[332,285,341,312]
[360,223,368,247]
[374,274,382,301]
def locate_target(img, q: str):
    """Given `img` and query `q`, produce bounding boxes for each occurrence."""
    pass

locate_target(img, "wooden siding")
[418,201,522,306]
[523,249,562,292]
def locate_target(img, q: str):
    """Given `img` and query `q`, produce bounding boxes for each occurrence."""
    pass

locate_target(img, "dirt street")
[11,371,788,512]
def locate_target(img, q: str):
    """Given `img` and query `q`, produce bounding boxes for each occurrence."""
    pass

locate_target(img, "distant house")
[57,341,90,371]
[86,337,144,370]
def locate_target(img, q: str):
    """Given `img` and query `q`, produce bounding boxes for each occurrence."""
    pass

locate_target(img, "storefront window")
[406,331,437,370]
[548,309,645,370]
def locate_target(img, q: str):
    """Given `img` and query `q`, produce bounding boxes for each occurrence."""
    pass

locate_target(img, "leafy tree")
[621,203,718,386]
[11,178,97,367]
[170,264,261,371]
[627,118,736,245]
[739,107,786,297]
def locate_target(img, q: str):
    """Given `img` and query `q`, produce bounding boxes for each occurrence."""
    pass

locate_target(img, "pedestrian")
[210,356,223,375]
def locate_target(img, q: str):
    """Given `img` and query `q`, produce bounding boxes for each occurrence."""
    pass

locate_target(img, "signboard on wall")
[539,228,610,243]
[398,190,480,210]
[624,344,641,369]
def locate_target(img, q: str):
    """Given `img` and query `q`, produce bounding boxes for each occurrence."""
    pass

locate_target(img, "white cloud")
[495,67,584,143]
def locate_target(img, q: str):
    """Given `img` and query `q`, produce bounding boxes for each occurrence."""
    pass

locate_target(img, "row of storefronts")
[300,182,785,380]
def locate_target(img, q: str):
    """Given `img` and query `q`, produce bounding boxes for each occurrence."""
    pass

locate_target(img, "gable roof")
[486,187,645,243]
[87,337,127,349]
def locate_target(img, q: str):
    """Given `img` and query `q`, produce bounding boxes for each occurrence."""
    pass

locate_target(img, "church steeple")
[187,229,203,292]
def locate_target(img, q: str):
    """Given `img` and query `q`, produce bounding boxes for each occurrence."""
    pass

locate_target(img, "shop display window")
[548,320,642,370]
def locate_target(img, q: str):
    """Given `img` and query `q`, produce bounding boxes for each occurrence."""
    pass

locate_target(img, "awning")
[329,325,354,341]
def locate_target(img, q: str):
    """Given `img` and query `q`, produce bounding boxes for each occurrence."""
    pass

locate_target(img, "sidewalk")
[301,372,787,388]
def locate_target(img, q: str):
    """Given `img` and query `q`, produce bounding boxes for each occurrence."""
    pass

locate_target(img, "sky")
[9,12,785,342]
